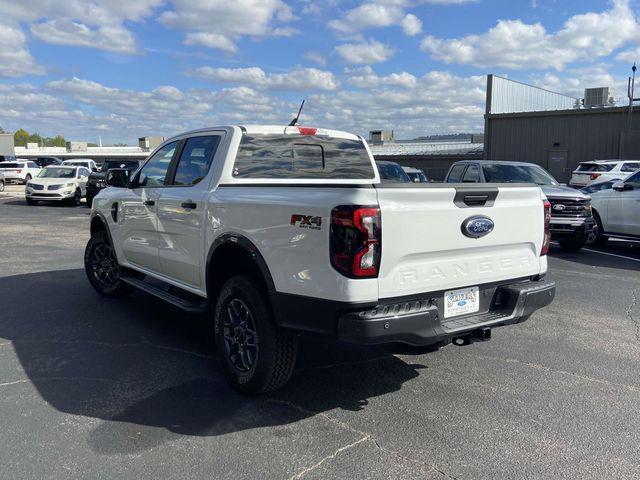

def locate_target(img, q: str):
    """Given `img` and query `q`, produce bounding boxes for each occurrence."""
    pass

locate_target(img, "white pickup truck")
[85,125,555,393]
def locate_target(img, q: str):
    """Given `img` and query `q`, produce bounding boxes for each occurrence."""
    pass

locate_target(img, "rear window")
[233,134,375,179]
[576,163,614,172]
[482,164,558,185]
[0,163,22,168]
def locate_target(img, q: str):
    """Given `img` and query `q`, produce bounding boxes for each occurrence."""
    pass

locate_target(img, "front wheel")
[26,197,37,206]
[214,275,297,394]
[0,180,4,192]
[69,188,81,206]
[587,211,608,246]
[84,230,134,298]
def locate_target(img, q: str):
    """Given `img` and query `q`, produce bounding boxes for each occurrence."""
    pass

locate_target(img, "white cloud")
[336,39,395,64]
[401,14,422,36]
[184,33,238,54]
[0,24,44,77]
[304,52,328,67]
[347,66,417,88]
[159,0,296,53]
[329,4,406,34]
[30,20,137,54]
[189,66,340,91]
[421,0,639,70]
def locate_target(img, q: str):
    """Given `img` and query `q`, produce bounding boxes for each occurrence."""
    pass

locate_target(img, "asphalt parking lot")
[1,186,639,480]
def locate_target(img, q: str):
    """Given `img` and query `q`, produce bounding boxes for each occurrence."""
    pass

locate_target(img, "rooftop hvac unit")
[584,87,610,107]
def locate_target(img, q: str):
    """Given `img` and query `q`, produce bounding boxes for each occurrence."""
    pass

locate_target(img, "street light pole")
[627,63,637,133]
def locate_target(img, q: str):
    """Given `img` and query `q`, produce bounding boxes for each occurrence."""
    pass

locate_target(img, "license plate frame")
[444,286,480,319]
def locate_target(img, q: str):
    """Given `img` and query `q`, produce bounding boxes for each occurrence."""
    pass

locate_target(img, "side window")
[625,171,640,187]
[462,164,480,183]
[137,141,178,187]
[172,136,221,186]
[78,167,90,178]
[28,162,37,168]
[621,162,640,172]
[447,165,466,182]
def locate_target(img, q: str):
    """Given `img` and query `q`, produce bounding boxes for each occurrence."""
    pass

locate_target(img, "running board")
[121,275,207,313]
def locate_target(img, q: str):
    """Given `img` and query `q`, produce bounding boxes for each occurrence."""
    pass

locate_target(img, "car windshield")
[377,162,411,182]
[576,163,614,172]
[482,164,558,185]
[101,160,139,170]
[37,167,76,178]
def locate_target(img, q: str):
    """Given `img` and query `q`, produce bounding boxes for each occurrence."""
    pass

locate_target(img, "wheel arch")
[206,233,276,308]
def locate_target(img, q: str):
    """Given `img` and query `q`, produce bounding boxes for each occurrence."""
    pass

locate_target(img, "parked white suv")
[85,125,555,393]
[0,160,41,184]
[26,165,91,206]
[588,170,640,244]
[62,158,98,172]
[570,160,640,187]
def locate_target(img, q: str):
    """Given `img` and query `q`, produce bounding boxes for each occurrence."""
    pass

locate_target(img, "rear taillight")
[330,205,381,278]
[16,169,22,174]
[589,173,601,180]
[541,200,551,256]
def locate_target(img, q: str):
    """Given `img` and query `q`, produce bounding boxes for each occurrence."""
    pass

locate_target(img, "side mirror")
[105,168,130,188]
[612,181,633,192]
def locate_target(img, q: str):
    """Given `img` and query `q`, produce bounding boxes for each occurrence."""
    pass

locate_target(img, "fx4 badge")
[291,214,322,230]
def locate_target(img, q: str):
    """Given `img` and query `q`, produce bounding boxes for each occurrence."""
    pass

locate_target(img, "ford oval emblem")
[461,216,494,239]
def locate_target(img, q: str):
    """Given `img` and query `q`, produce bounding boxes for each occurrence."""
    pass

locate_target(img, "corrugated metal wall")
[486,106,640,182]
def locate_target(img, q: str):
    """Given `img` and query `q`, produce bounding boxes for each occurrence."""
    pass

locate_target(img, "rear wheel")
[0,180,4,192]
[84,230,134,298]
[214,275,297,393]
[24,174,31,184]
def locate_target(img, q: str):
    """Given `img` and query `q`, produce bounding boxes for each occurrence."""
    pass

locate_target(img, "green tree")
[14,129,29,146]
[28,132,42,145]
[51,135,66,147]
[0,126,4,134]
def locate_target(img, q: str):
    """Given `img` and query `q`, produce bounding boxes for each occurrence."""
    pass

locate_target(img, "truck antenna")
[288,100,305,126]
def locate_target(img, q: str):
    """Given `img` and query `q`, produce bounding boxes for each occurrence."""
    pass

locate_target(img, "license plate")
[444,286,479,318]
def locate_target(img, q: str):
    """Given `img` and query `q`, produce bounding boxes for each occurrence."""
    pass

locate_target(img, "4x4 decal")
[290,214,322,230]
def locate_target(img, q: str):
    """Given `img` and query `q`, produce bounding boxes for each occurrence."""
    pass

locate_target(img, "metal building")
[484,75,640,182]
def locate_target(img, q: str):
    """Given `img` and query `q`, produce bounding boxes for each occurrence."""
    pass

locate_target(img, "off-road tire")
[214,274,297,394]
[84,230,134,298]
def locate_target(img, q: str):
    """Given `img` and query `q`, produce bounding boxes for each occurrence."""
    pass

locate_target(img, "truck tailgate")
[375,185,546,299]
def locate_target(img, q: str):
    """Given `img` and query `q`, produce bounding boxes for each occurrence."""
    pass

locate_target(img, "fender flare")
[205,233,276,295]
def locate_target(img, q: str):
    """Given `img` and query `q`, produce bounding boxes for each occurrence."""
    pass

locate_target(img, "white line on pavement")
[581,247,640,263]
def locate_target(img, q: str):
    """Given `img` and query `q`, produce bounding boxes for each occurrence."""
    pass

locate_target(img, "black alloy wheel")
[84,231,134,297]
[222,298,259,373]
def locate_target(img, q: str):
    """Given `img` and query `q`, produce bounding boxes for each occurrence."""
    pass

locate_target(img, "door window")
[625,171,640,187]
[462,164,480,183]
[137,141,178,187]
[621,162,640,173]
[171,136,221,186]
[447,165,466,182]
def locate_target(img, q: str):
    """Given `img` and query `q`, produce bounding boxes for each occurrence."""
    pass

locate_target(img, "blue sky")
[0,0,638,143]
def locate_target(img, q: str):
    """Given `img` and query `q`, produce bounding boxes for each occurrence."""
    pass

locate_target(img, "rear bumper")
[272,278,555,347]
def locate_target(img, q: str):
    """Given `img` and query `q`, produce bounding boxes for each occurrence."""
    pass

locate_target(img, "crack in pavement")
[0,376,117,388]
[626,287,640,342]
[459,352,640,393]
[287,435,371,480]
[0,337,215,360]
[269,398,459,480]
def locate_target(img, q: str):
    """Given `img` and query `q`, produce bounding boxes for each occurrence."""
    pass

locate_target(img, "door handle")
[143,200,155,206]
[181,201,197,210]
